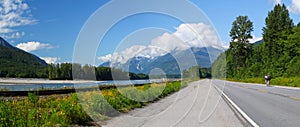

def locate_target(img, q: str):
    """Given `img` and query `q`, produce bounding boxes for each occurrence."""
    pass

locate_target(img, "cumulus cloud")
[249,36,263,44]
[98,46,152,64]
[40,57,60,64]
[0,0,36,38]
[115,45,147,63]
[16,41,53,52]
[288,0,300,14]
[174,23,222,49]
[271,0,300,14]
[97,54,112,62]
[98,22,223,64]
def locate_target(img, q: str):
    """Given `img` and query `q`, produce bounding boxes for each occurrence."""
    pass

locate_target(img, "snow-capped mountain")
[100,46,223,75]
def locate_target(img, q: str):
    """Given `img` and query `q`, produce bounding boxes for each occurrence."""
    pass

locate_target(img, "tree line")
[48,63,211,80]
[1,58,211,80]
[183,66,211,79]
[212,4,300,79]
[47,63,149,80]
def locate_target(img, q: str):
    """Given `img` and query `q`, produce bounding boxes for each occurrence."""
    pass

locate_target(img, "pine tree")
[262,4,293,76]
[228,16,253,77]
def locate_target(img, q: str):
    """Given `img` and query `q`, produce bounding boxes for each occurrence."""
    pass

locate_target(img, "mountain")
[0,37,15,49]
[0,37,48,77]
[100,46,223,75]
[252,40,263,46]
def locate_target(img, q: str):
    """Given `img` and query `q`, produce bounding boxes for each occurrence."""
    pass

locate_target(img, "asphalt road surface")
[101,79,243,127]
[213,79,300,127]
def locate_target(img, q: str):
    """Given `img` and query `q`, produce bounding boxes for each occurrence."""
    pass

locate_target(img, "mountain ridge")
[100,46,223,75]
[0,37,16,49]
[0,37,48,77]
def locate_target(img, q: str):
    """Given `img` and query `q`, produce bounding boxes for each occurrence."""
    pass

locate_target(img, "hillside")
[0,37,48,78]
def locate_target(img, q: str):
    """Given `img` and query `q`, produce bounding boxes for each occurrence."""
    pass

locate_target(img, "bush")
[0,93,91,126]
[0,81,186,126]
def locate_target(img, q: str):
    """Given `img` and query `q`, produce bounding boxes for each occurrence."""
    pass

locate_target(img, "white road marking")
[214,84,260,127]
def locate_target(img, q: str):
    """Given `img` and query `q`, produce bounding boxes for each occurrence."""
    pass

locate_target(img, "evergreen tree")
[284,24,300,77]
[228,16,253,77]
[60,63,72,80]
[55,63,61,79]
[48,64,54,79]
[262,4,293,76]
[212,5,300,80]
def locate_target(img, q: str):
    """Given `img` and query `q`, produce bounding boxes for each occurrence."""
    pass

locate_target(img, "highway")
[213,80,300,127]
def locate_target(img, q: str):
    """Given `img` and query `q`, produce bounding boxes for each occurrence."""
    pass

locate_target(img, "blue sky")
[1,0,300,65]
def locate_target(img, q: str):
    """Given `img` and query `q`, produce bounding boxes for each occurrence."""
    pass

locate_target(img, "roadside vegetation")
[0,81,188,126]
[227,77,300,87]
[212,4,300,87]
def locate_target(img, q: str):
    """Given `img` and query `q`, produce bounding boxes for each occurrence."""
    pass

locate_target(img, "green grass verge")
[0,81,188,126]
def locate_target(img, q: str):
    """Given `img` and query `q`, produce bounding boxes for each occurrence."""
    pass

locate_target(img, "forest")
[0,45,48,78]
[47,63,149,80]
[212,4,300,85]
[48,63,211,80]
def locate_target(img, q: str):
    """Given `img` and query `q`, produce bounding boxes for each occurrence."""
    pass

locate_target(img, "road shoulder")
[101,79,243,127]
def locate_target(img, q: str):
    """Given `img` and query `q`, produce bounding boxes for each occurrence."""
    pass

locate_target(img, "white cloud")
[97,54,112,62]
[2,31,25,39]
[271,0,300,14]
[221,41,229,49]
[98,22,223,64]
[0,0,35,38]
[149,23,222,52]
[249,36,263,44]
[99,46,150,64]
[40,57,60,64]
[16,41,53,52]
[151,32,189,52]
[288,0,300,14]
[116,45,147,63]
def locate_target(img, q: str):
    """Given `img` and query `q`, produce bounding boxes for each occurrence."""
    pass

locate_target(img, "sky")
[0,0,300,65]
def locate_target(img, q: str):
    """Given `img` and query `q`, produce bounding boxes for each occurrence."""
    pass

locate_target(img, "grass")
[226,77,300,87]
[0,87,10,91]
[0,81,187,126]
[226,78,265,84]
[271,77,300,87]
[0,93,91,127]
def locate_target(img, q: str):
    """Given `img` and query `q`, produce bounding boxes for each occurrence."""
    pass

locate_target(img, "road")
[101,79,243,127]
[213,79,300,127]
